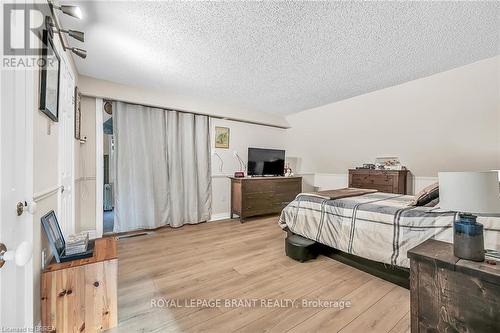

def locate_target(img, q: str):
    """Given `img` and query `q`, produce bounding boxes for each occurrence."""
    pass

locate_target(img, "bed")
[279,191,500,268]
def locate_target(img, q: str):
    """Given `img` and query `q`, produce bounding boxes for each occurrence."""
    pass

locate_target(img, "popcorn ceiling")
[64,1,499,115]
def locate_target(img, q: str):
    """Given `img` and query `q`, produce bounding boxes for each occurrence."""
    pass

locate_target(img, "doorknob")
[0,241,33,268]
[16,201,37,216]
[16,202,24,216]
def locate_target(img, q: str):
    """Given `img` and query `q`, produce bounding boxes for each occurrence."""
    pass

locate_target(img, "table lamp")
[233,151,246,177]
[438,171,500,261]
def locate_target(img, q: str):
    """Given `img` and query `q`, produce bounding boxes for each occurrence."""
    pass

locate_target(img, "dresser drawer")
[243,180,274,194]
[272,192,297,207]
[349,169,408,194]
[351,182,394,193]
[243,178,301,194]
[243,193,274,209]
[350,174,395,186]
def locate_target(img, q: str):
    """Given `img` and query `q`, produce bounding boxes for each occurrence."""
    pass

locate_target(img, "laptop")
[41,210,95,263]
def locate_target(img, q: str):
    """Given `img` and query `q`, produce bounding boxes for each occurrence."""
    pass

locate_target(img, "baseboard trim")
[209,213,231,221]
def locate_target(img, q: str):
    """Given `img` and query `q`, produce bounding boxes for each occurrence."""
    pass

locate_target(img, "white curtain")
[114,102,211,232]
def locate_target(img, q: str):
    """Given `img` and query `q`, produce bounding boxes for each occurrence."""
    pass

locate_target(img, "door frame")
[95,98,104,238]
[24,61,35,330]
[0,10,35,327]
[57,51,76,237]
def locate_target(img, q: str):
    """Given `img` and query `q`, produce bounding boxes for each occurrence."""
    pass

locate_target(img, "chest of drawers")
[348,169,408,194]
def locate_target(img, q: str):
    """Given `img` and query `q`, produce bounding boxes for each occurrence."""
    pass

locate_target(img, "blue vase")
[454,213,484,261]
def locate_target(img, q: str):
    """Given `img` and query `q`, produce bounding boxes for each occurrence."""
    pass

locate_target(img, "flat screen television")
[247,148,285,177]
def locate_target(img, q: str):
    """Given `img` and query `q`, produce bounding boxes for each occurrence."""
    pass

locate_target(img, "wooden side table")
[41,237,118,333]
[408,239,500,333]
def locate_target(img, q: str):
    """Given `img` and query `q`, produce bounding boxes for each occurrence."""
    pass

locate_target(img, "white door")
[0,9,35,329]
[57,54,75,236]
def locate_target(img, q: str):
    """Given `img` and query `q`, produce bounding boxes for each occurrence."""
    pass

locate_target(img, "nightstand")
[408,239,500,333]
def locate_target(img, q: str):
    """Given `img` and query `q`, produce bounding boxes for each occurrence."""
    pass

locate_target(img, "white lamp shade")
[438,171,500,214]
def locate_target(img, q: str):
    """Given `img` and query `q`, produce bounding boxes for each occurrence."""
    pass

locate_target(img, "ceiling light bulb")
[60,5,82,19]
[71,47,87,59]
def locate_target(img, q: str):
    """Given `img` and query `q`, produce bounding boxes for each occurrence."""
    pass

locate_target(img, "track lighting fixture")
[47,1,87,60]
[55,4,83,19]
[59,29,85,42]
[70,47,87,59]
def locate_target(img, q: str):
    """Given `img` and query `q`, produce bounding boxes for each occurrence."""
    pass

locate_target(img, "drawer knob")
[93,281,100,287]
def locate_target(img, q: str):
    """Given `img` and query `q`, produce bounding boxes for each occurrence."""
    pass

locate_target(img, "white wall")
[209,118,289,219]
[75,55,500,227]
[32,95,60,329]
[74,96,97,233]
[78,75,289,128]
[32,15,78,325]
[285,56,500,194]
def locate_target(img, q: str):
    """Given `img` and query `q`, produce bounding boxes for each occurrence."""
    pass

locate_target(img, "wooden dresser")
[230,176,302,222]
[348,169,408,194]
[408,239,500,333]
[41,237,118,333]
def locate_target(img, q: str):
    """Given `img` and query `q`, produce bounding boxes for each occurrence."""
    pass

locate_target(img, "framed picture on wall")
[215,126,230,149]
[39,28,60,122]
[74,87,81,139]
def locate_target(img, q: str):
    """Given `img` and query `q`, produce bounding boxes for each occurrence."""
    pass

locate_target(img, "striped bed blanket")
[279,192,500,268]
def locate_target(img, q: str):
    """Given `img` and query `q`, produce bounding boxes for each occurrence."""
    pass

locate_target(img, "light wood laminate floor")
[108,216,410,333]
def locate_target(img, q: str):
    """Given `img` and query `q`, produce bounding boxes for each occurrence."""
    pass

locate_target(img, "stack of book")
[65,232,89,255]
